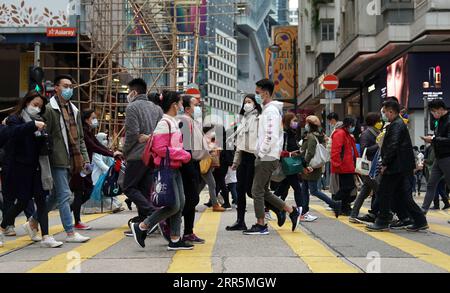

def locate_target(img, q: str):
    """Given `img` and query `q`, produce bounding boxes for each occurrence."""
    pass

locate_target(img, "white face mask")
[193,106,202,119]
[127,91,137,103]
[243,103,255,113]
[27,105,41,116]
[91,118,99,128]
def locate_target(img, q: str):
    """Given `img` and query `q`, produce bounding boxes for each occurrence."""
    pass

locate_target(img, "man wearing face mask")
[421,99,450,213]
[122,78,163,236]
[42,75,91,243]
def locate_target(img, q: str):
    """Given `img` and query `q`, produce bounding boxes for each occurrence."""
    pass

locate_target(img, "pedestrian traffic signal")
[29,66,44,93]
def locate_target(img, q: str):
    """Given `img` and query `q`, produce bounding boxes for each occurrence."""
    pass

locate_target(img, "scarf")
[58,99,84,174]
[21,109,53,191]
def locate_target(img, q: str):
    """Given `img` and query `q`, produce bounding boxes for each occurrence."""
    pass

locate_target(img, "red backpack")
[141,134,155,168]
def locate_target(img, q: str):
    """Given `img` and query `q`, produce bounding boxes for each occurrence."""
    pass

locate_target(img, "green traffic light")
[35,84,41,92]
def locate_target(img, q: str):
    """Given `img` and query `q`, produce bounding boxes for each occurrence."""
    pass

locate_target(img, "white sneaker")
[301,213,318,222]
[66,232,90,243]
[0,231,4,247]
[325,206,333,211]
[4,226,16,236]
[265,211,275,221]
[22,222,42,242]
[217,195,225,205]
[40,236,63,248]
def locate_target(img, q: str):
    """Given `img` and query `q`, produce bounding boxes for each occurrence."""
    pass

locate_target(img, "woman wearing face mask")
[330,116,359,215]
[273,113,304,211]
[301,115,342,221]
[131,90,193,250]
[69,110,122,230]
[0,90,63,248]
[349,113,382,223]
[225,94,262,231]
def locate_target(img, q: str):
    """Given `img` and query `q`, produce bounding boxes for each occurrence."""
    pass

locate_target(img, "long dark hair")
[239,94,262,115]
[12,90,47,117]
[156,90,182,113]
[82,109,95,126]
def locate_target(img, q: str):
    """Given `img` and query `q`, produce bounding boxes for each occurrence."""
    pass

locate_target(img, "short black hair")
[182,95,196,109]
[385,96,399,103]
[256,79,275,96]
[428,99,447,111]
[382,100,400,114]
[327,112,339,121]
[156,90,182,113]
[54,74,74,86]
[239,94,262,116]
[82,109,95,124]
[365,112,381,127]
[343,116,355,128]
[128,78,147,95]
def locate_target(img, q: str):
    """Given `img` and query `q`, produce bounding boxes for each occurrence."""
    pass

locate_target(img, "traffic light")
[29,66,44,93]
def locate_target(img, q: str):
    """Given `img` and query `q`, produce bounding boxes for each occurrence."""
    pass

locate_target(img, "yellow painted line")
[269,222,359,273]
[28,224,128,273]
[311,204,450,272]
[358,207,450,237]
[0,213,109,255]
[167,209,222,273]
[428,210,449,220]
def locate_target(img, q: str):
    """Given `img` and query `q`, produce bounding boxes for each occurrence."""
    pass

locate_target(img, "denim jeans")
[422,157,450,211]
[143,170,185,237]
[47,167,74,233]
[302,180,336,215]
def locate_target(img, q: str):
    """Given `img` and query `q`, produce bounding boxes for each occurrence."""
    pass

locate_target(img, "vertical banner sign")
[265,26,298,102]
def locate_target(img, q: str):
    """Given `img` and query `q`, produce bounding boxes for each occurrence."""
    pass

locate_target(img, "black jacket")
[432,112,450,159]
[283,129,299,152]
[360,127,379,161]
[381,116,415,175]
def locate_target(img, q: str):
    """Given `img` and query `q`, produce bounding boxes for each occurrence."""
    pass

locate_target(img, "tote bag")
[309,135,330,169]
[355,148,371,176]
[281,156,304,176]
[150,147,176,208]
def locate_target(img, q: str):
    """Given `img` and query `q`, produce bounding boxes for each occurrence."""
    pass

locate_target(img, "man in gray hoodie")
[123,78,163,229]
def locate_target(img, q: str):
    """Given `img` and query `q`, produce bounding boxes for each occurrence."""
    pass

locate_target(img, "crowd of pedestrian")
[0,75,449,250]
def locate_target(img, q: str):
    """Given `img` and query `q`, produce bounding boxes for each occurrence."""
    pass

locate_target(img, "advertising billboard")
[265,26,298,102]
[384,52,450,109]
[0,0,75,28]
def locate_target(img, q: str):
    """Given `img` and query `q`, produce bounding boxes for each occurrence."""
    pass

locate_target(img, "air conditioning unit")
[305,45,313,53]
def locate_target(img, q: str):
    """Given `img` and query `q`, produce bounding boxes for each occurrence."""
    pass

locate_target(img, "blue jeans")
[47,167,74,233]
[302,180,336,214]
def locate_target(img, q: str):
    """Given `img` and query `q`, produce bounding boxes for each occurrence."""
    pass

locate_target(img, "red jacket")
[331,128,358,174]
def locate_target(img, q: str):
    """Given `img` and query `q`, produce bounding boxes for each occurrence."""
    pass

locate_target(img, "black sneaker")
[430,206,439,210]
[167,239,194,251]
[390,219,414,230]
[289,207,302,232]
[355,214,376,224]
[243,224,269,235]
[333,201,342,218]
[131,223,147,248]
[406,223,429,232]
[222,203,232,210]
[124,230,133,237]
[276,210,287,227]
[226,222,247,231]
[147,224,159,236]
[204,201,212,208]
[366,222,389,232]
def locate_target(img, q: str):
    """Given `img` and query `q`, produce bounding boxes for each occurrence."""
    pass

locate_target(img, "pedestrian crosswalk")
[1,194,449,273]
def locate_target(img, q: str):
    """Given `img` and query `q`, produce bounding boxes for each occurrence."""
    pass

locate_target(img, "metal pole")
[34,42,41,66]
[293,38,298,113]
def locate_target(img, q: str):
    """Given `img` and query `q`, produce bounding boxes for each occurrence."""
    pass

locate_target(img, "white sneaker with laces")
[265,211,274,221]
[22,222,42,242]
[301,213,318,222]
[40,236,63,248]
[66,232,90,243]
[4,226,16,236]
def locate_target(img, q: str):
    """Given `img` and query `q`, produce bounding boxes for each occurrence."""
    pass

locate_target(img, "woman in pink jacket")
[131,91,193,251]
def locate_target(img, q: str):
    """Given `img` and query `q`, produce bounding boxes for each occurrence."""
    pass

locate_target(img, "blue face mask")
[61,88,73,101]
[193,106,202,119]
[305,124,310,133]
[255,94,263,105]
[349,126,355,133]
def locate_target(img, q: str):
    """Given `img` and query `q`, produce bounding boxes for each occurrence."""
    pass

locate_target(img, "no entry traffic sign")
[323,75,339,91]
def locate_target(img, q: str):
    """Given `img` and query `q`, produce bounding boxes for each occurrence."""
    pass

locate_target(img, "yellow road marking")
[269,222,359,273]
[357,207,450,237]
[0,213,109,255]
[428,210,449,220]
[28,225,128,273]
[167,209,222,273]
[311,204,450,272]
